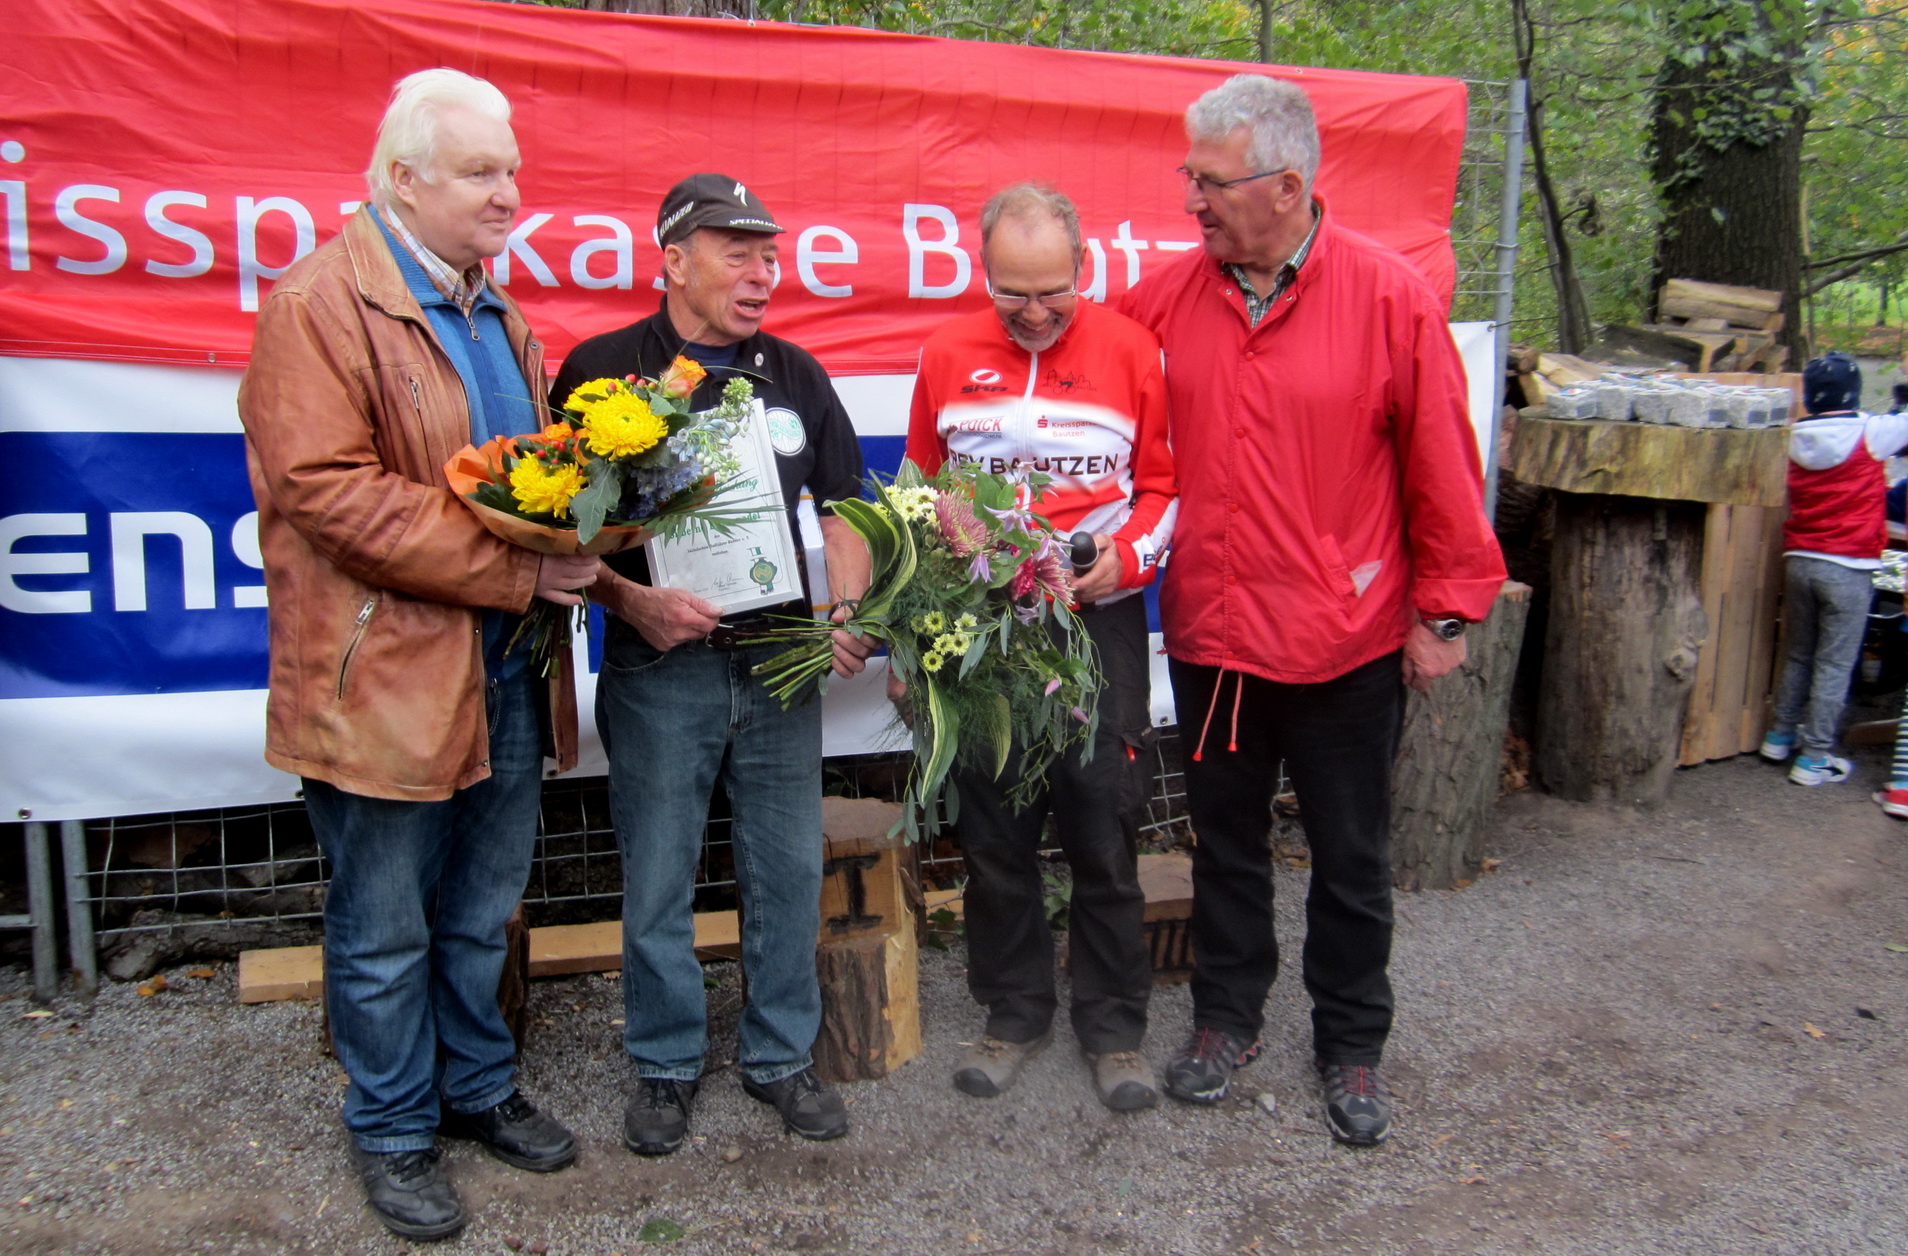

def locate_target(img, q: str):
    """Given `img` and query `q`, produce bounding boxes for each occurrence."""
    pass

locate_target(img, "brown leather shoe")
[1084,1050,1160,1111]
[952,1030,1053,1098]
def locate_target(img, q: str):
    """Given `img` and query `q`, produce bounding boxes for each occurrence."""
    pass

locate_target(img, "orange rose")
[540,421,575,441]
[658,355,708,399]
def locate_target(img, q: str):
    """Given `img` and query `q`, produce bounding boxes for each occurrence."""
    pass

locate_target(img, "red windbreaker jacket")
[1781,410,1908,562]
[1120,211,1504,684]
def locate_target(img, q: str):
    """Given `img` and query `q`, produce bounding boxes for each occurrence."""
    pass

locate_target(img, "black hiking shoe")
[1316,1060,1393,1146]
[349,1145,464,1240]
[624,1077,698,1156]
[742,1067,849,1141]
[441,1089,576,1172]
[1163,1027,1262,1105]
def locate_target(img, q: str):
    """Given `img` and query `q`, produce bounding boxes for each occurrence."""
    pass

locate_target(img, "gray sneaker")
[952,1030,1052,1098]
[1084,1050,1159,1111]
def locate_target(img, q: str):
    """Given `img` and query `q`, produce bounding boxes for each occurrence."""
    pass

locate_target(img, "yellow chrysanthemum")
[955,613,979,630]
[921,650,945,673]
[933,633,962,655]
[911,614,933,634]
[562,377,625,415]
[922,611,946,634]
[509,455,586,518]
[582,392,668,458]
[888,486,938,522]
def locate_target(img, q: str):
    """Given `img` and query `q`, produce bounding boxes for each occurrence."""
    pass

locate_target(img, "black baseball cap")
[656,173,785,247]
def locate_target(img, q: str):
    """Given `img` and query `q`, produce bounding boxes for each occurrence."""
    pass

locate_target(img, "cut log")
[1535,353,1606,387]
[812,906,921,1082]
[1658,278,1785,330]
[1660,277,1784,311]
[1509,418,1787,508]
[1536,496,1710,806]
[1391,581,1533,891]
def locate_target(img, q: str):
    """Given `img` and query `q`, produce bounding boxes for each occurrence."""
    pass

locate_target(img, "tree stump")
[812,911,921,1083]
[1536,495,1709,805]
[1391,580,1532,891]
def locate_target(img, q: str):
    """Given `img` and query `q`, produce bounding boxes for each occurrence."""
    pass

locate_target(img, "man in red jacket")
[906,183,1177,1110]
[1121,73,1505,1145]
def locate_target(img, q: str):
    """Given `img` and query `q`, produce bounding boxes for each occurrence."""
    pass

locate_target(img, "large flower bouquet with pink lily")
[755,459,1101,840]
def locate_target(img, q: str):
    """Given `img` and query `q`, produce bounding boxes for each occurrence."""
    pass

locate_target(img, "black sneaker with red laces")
[1162,1027,1263,1104]
[1316,1059,1393,1146]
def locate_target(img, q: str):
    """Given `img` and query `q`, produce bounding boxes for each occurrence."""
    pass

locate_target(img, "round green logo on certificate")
[750,556,779,591]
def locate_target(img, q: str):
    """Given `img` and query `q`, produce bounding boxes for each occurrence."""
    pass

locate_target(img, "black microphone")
[1069,531,1099,570]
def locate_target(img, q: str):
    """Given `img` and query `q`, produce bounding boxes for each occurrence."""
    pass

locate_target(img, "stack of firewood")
[1600,279,1790,375]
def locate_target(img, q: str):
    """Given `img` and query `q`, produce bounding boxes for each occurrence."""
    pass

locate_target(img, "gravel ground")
[3,748,1905,1256]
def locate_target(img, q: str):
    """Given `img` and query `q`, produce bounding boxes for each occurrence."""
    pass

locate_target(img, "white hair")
[364,69,512,205]
[1186,74,1320,193]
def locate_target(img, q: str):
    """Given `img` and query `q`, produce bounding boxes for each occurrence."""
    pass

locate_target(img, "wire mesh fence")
[25,727,1198,965]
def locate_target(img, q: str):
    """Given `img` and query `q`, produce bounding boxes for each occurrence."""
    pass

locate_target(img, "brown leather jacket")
[237,208,577,801]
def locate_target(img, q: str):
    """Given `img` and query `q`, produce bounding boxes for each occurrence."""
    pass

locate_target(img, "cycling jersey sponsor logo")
[951,417,1004,433]
[969,368,1002,384]
[973,454,1123,477]
[1041,368,1097,394]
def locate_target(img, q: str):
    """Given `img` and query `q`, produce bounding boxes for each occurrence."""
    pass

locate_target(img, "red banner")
[0,0,1466,375]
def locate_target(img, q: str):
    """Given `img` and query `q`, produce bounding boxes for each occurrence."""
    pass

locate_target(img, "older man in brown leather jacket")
[238,69,595,1242]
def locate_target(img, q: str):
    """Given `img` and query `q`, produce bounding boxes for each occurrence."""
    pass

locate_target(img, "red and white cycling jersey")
[905,300,1178,594]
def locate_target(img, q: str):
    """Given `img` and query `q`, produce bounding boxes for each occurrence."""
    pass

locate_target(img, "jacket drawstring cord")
[1228,669,1244,753]
[1191,666,1240,763]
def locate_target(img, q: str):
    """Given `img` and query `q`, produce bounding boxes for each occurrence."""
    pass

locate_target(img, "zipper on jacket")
[408,375,423,416]
[465,311,479,342]
[335,595,378,701]
[1019,349,1041,468]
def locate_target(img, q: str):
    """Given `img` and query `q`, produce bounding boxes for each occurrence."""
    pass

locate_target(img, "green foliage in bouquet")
[754,459,1101,841]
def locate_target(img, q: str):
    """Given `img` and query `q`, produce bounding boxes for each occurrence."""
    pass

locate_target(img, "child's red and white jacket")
[1783,410,1908,566]
[904,299,1178,600]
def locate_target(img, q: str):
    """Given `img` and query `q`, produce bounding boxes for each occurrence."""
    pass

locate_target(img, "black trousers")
[957,593,1154,1053]
[1169,651,1404,1066]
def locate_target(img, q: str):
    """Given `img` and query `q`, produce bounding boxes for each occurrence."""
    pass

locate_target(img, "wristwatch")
[1420,616,1466,641]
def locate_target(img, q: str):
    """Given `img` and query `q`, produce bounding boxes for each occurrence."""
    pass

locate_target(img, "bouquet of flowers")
[754,459,1101,840]
[444,356,764,674]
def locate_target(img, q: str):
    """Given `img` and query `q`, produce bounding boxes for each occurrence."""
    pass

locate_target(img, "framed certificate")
[644,399,805,616]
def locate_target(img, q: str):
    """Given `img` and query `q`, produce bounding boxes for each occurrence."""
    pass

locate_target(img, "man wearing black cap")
[550,174,872,1154]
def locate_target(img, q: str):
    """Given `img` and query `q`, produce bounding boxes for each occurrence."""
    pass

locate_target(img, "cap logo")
[660,201,697,236]
[734,182,750,202]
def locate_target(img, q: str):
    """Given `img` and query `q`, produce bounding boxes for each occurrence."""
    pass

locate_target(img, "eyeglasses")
[986,279,1080,311]
[1177,165,1283,195]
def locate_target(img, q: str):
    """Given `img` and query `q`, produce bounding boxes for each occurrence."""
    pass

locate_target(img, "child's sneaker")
[1789,754,1852,786]
[1874,786,1908,819]
[1758,729,1796,762]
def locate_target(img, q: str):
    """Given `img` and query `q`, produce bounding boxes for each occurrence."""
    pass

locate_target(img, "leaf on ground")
[21,1010,53,1019]
[135,975,168,997]
[1433,1133,1455,1144]
[187,968,215,980]
[1803,1022,1827,1039]
[639,1217,685,1243]
[1481,858,1503,873]
[1856,1007,1879,1021]
[1885,944,1908,954]
[1460,1176,1486,1185]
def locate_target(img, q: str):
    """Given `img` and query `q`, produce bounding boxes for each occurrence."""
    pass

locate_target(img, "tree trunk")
[1536,495,1709,806]
[1391,581,1532,891]
[1648,4,1807,350]
[1512,0,1593,354]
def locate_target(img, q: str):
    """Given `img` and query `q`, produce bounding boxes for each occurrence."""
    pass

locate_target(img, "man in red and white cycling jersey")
[904,183,1177,1111]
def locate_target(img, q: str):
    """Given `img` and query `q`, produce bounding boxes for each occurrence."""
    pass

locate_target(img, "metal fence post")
[1485,77,1529,522]
[61,819,98,996]
[21,822,58,1001]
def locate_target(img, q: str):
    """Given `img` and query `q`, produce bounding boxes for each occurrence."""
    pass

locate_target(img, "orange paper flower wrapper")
[444,440,651,557]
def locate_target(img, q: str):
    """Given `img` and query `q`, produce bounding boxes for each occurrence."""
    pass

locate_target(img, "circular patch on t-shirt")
[764,407,807,455]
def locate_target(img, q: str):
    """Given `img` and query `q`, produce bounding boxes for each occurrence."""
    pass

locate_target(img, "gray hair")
[364,69,513,205]
[980,183,1083,265]
[1186,74,1319,193]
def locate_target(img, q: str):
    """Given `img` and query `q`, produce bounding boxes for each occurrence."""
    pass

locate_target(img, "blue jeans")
[1772,555,1875,756]
[597,622,823,1084]
[303,669,543,1153]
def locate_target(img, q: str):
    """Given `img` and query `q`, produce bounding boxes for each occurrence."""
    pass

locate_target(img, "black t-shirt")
[547,299,866,619]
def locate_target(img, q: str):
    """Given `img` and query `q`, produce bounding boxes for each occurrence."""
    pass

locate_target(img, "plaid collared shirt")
[1225,202,1321,329]
[375,203,487,316]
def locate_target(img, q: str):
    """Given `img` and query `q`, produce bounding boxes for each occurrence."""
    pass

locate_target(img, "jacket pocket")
[1316,534,1360,605]
[335,593,380,701]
